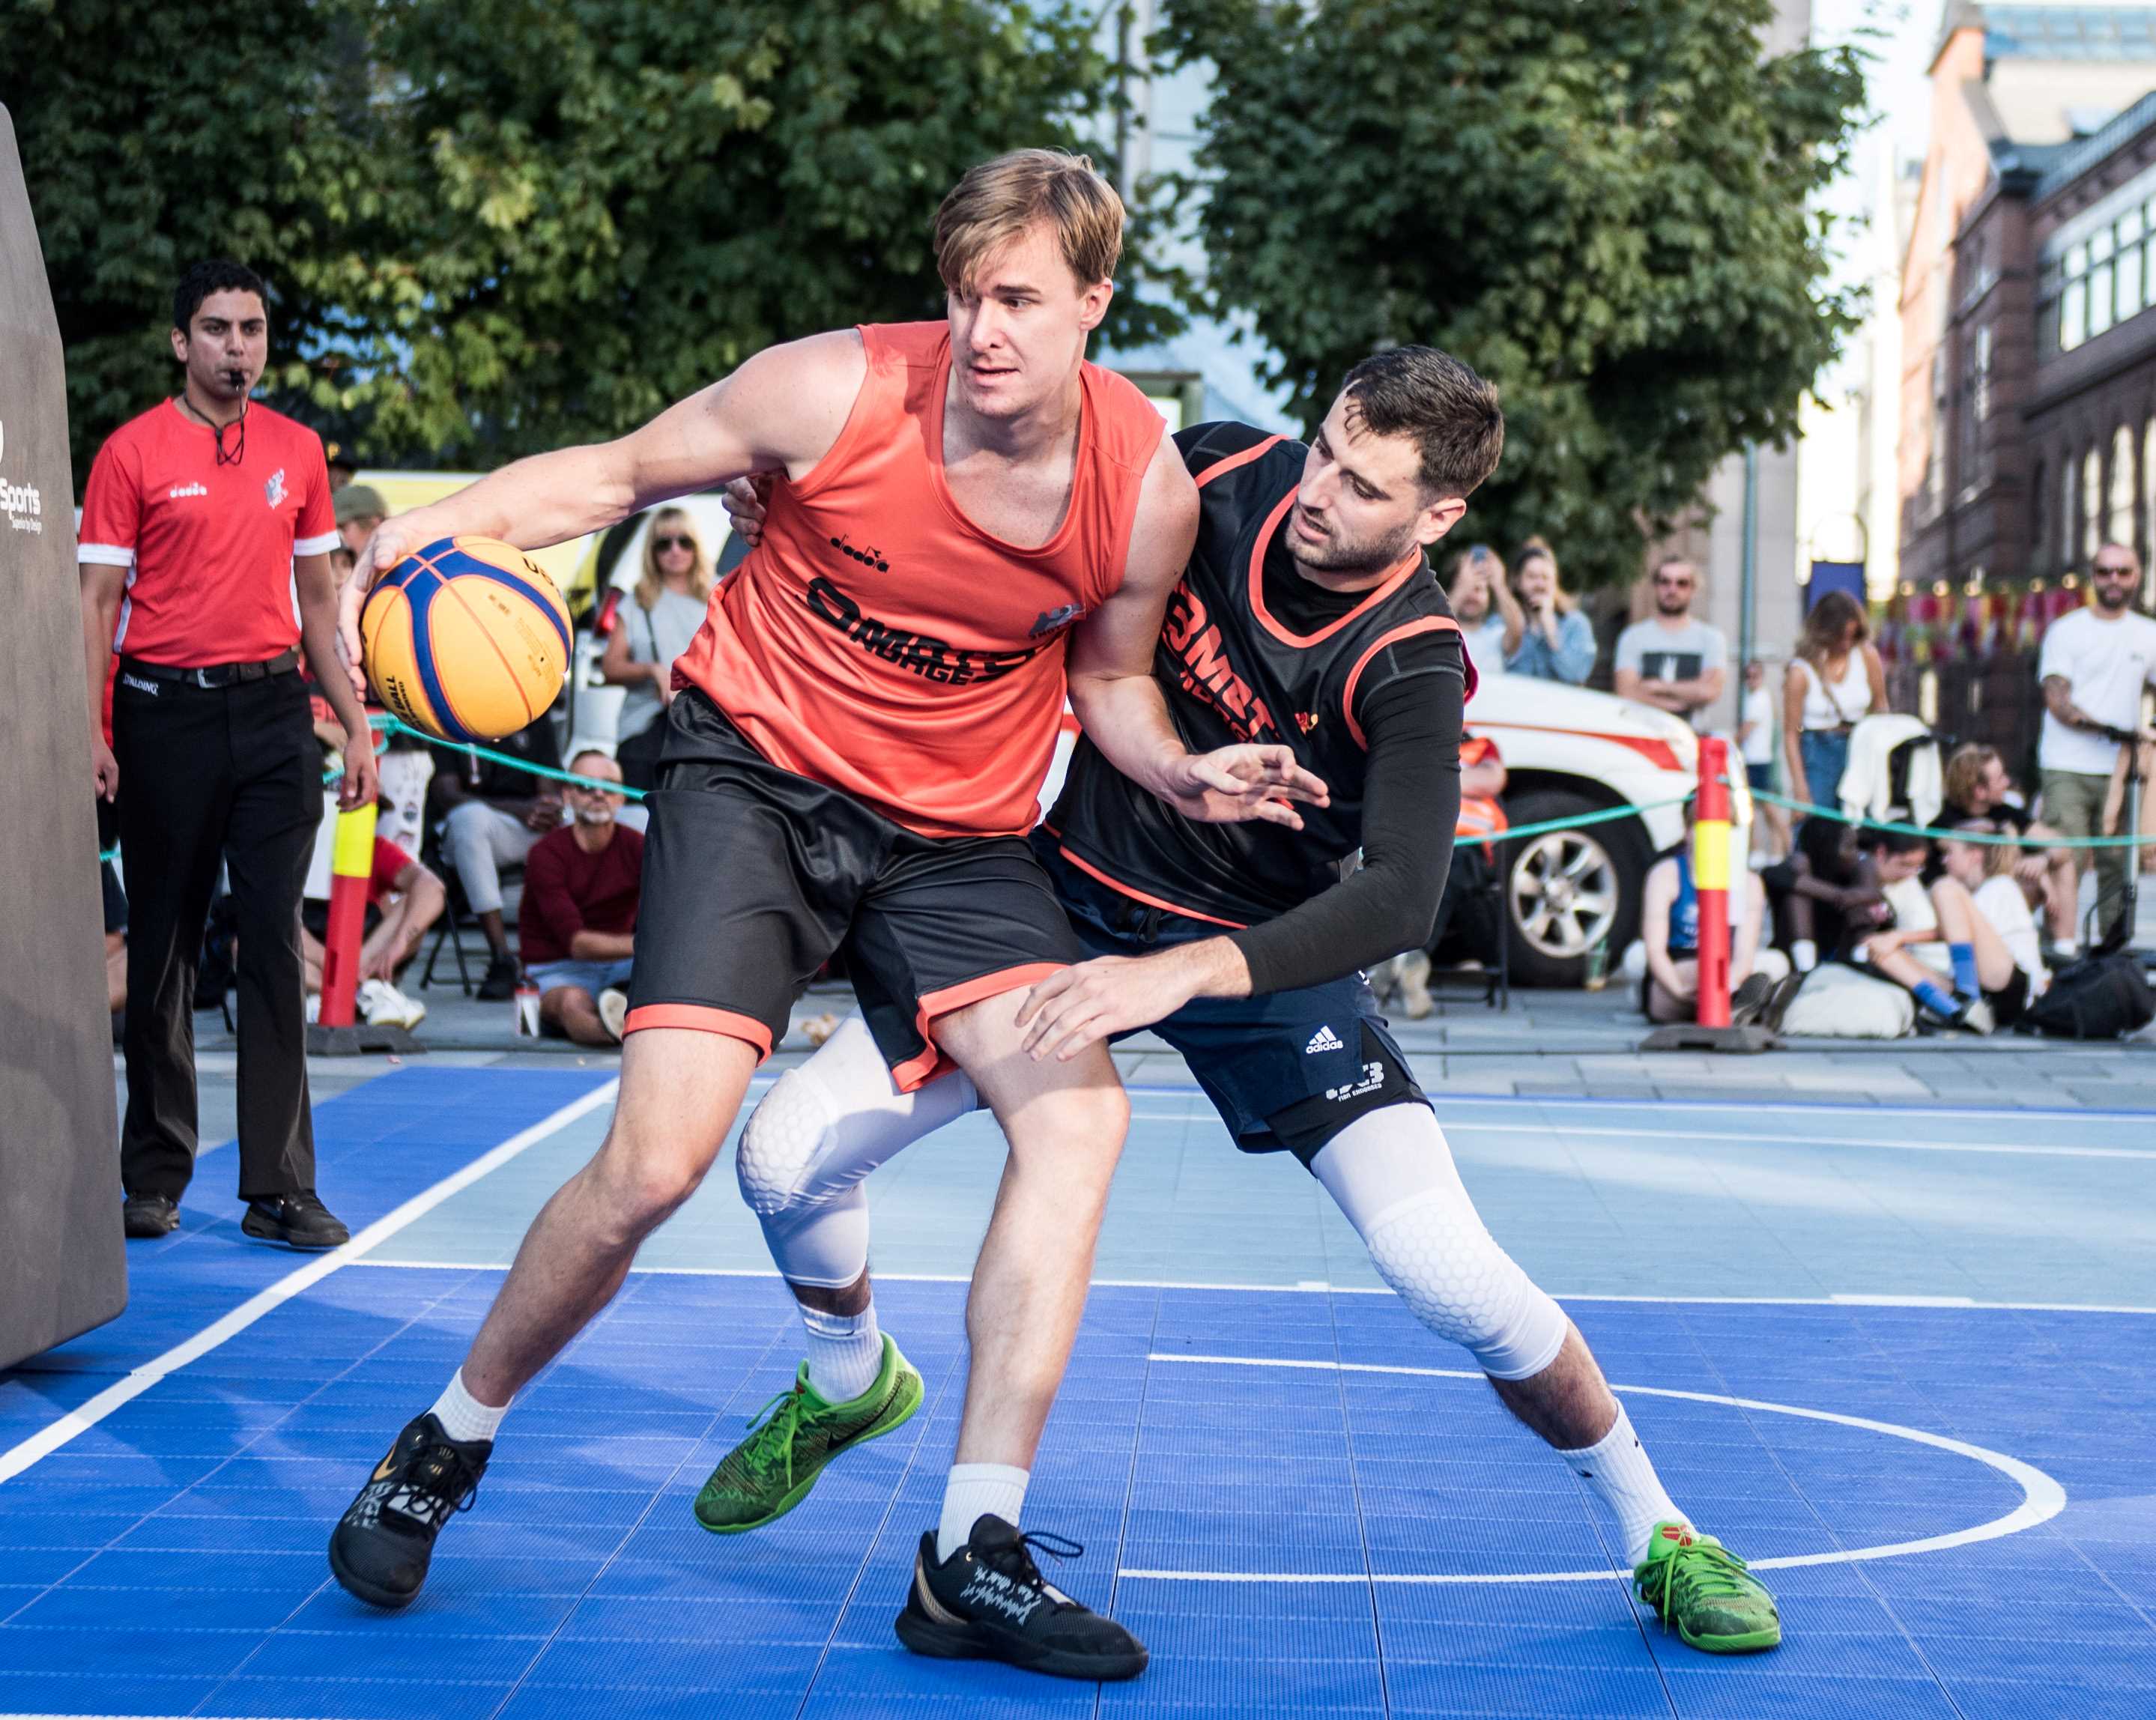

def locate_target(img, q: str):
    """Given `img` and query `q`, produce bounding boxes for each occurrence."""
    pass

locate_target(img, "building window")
[2091,228,2117,339]
[2110,424,2137,545]
[1928,348,1948,514]
[1973,324,1991,423]
[2065,456,2080,569]
[2122,205,2147,318]
[2032,456,2048,574]
[2061,241,2089,350]
[2083,445,2104,564]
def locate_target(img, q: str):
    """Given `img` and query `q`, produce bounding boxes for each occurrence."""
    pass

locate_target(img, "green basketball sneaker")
[693,1335,923,1534]
[1632,1521,1781,1653]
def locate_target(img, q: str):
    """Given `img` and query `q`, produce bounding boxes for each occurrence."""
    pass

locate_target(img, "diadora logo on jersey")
[1304,1025,1345,1055]
[264,467,287,507]
[1296,712,1320,733]
[1029,601,1086,638]
[827,533,889,572]
[959,1566,1044,1627]
[805,576,1044,688]
[1163,581,1279,742]
[1325,1061,1385,1101]
[168,482,208,500]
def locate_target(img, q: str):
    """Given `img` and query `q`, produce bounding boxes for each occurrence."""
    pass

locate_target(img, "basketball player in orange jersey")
[323,151,1324,1678]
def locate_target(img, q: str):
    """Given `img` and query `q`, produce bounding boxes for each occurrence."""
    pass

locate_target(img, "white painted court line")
[0,1080,620,1486]
[1122,1354,2067,1585]
[345,1259,2156,1315]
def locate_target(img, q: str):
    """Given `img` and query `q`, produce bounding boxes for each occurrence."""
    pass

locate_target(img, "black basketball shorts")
[626,689,1081,1088]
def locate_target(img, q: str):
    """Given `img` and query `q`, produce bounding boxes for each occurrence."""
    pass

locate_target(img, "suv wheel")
[1501,788,1651,988]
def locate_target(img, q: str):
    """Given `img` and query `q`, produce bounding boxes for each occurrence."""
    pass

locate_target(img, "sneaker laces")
[984,1529,1085,1595]
[399,1434,487,1518]
[1635,1537,1757,1629]
[736,1386,814,1490]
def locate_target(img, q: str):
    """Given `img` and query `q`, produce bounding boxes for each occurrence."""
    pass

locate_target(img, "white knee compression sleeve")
[736,1017,978,1289]
[1311,1106,1568,1381]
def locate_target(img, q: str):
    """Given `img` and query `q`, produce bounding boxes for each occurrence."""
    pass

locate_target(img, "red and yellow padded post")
[1691,736,1732,1029]
[316,801,376,1029]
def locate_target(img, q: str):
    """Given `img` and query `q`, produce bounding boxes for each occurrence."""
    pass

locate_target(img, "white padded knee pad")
[1357,1190,1567,1380]
[1312,1105,1568,1382]
[736,1017,977,1289]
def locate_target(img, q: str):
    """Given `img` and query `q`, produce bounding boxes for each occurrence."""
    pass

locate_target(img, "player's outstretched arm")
[1067,437,1329,828]
[336,331,866,696]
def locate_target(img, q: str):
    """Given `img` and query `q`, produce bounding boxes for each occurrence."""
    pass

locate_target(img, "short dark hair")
[1337,345,1504,500]
[173,260,270,334]
[1862,821,1929,858]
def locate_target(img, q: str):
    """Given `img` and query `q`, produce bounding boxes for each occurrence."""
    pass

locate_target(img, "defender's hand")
[1017,951,1203,1063]
[1155,745,1329,829]
[340,517,430,703]
[720,474,775,548]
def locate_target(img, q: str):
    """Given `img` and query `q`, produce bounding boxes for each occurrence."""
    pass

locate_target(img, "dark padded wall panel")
[0,103,127,1371]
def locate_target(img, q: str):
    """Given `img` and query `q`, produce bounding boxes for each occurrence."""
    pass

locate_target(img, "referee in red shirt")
[77,261,380,1248]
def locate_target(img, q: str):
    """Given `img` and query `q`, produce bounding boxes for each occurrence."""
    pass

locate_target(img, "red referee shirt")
[78,399,339,667]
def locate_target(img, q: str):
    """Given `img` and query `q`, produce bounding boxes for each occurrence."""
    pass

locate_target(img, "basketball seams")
[402,566,478,745]
[434,566,548,733]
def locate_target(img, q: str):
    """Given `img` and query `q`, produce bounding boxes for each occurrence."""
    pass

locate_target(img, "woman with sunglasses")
[601,508,718,789]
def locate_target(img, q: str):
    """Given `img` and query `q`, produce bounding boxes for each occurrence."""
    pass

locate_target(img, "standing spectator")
[77,259,376,1247]
[2038,542,2156,947]
[333,484,386,555]
[1782,589,1884,819]
[1504,536,1595,683]
[1739,660,1790,859]
[1613,557,1727,727]
[1931,744,2079,953]
[1444,544,1521,676]
[518,751,643,1045]
[601,507,715,790]
[435,712,566,999]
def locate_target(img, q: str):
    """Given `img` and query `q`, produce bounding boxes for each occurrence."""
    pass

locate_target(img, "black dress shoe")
[122,1194,181,1238]
[476,954,521,1002]
[241,1191,351,1251]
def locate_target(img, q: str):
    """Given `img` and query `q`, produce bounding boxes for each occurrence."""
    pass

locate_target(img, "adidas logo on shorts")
[1304,1025,1345,1055]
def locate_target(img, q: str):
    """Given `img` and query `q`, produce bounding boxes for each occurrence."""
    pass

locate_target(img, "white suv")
[1466,676,1698,987]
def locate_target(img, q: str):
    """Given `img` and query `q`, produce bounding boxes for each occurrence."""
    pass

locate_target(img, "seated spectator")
[1936,821,2049,999]
[518,751,643,1045]
[1504,537,1595,683]
[1635,799,1778,1024]
[300,836,444,1029]
[1763,812,1889,971]
[1381,730,1508,1019]
[1843,825,2020,1032]
[434,711,566,998]
[1931,744,2077,954]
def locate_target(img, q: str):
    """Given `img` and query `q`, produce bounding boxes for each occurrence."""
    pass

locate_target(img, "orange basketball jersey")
[671,322,1166,837]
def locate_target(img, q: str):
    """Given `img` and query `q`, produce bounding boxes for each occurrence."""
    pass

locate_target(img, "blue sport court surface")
[5,1062,2156,1718]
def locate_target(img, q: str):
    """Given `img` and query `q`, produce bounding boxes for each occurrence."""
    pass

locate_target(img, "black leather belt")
[118,648,301,690]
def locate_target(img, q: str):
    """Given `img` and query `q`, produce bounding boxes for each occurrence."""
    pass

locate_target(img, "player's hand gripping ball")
[360,537,572,743]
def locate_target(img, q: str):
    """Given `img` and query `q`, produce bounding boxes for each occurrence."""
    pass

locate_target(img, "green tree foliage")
[1,0,373,484]
[1158,0,1869,587]
[6,0,1169,485]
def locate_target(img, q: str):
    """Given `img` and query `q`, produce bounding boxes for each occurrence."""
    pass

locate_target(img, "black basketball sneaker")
[327,1412,490,1608]
[894,1515,1148,1680]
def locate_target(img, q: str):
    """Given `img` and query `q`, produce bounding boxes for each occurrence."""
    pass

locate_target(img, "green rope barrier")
[371,714,649,800]
[1740,781,2147,850]
[1491,794,1692,845]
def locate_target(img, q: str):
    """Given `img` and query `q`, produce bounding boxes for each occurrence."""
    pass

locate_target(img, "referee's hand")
[91,737,119,801]
[338,730,381,811]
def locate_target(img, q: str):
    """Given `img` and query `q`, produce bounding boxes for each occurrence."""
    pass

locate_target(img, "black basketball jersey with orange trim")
[1045,422,1472,927]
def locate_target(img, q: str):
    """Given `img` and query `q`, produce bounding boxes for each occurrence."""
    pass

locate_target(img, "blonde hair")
[1943,743,1999,812]
[933,149,1124,297]
[635,507,713,614]
[1512,535,1576,614]
[1948,818,2018,882]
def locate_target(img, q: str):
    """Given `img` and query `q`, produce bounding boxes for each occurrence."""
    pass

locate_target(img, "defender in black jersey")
[712,348,1781,1664]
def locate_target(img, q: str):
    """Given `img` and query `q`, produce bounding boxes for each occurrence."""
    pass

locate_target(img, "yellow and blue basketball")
[360,536,572,743]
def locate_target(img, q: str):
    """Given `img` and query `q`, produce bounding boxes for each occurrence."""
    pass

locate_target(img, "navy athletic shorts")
[1032,833,1428,1166]
[629,690,1081,1088]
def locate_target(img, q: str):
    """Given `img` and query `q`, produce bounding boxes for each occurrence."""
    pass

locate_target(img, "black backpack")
[2018,954,2156,1041]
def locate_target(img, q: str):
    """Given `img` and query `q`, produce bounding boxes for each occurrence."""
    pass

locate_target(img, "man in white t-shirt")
[1614,557,1727,728]
[2038,543,2156,944]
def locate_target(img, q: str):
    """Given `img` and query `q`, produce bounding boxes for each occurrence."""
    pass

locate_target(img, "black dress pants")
[112,670,321,1203]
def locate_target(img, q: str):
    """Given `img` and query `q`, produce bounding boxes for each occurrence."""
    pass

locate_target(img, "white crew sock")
[1791,938,1817,972]
[429,1369,509,1446]
[1557,1403,1686,1567]
[800,1301,884,1404]
[936,1463,1029,1561]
